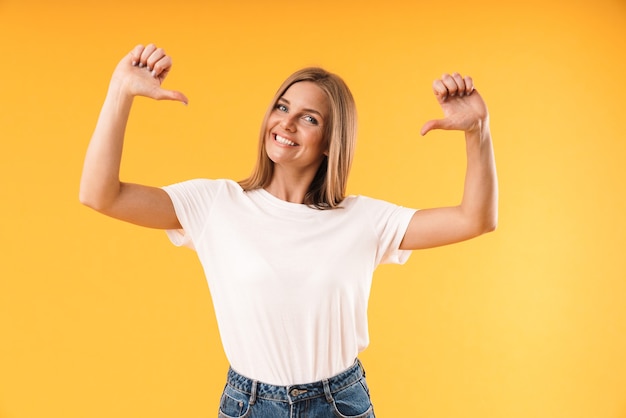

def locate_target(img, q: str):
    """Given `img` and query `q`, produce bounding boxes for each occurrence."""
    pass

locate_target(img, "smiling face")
[240,67,356,208]
[264,81,330,173]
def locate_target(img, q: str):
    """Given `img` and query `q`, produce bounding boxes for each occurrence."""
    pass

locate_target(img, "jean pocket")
[330,378,374,418]
[218,385,252,418]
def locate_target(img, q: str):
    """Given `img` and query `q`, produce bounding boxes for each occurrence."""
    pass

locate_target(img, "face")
[264,81,330,172]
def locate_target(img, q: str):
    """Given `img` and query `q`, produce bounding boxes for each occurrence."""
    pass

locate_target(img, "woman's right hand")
[79,43,185,229]
[110,43,188,104]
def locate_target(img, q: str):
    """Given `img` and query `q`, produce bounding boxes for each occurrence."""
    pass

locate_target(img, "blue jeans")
[218,359,375,418]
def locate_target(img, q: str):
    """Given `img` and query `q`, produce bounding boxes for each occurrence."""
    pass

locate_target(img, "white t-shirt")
[163,179,416,385]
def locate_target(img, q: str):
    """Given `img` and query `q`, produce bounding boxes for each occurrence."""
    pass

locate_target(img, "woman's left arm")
[399,73,498,250]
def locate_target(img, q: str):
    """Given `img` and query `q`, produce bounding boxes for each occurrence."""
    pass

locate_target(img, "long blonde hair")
[238,67,357,209]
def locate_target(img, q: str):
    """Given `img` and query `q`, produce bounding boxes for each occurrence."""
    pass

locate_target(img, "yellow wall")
[1,0,625,417]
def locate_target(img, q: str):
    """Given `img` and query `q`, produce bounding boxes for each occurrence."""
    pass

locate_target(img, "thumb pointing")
[156,87,189,105]
[420,119,443,136]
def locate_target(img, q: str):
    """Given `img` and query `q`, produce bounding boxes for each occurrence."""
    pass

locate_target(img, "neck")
[265,166,317,204]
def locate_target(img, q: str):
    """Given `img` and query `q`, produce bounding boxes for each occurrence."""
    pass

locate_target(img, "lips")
[274,134,297,146]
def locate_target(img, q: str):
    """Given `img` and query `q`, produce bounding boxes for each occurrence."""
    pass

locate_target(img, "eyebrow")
[278,97,325,119]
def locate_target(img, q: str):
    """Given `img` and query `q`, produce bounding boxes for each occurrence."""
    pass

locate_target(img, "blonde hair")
[238,67,357,209]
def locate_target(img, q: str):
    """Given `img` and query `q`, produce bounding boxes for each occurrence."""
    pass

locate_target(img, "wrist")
[106,78,134,107]
[465,117,491,144]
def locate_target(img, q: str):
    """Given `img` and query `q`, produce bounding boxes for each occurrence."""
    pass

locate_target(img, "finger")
[146,47,166,72]
[130,44,145,66]
[420,118,451,136]
[463,75,475,95]
[151,54,172,79]
[420,119,436,136]
[441,73,458,97]
[451,72,466,96]
[138,43,157,68]
[432,79,449,101]
[154,87,189,105]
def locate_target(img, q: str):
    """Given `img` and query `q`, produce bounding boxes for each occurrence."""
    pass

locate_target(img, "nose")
[280,114,297,132]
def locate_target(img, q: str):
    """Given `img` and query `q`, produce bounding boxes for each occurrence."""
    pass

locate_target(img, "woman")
[80,43,497,418]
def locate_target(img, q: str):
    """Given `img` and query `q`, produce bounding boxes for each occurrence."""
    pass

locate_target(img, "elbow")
[480,212,498,234]
[78,190,100,211]
[79,176,95,209]
[468,220,496,240]
[79,177,120,213]
[78,186,91,208]
[463,204,498,238]
[478,200,498,234]
[78,186,110,213]
[468,211,497,238]
[484,219,497,234]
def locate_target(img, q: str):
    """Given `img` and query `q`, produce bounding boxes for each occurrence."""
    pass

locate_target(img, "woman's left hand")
[420,73,488,136]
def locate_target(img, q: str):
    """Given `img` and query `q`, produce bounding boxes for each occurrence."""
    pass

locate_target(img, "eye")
[303,115,319,125]
[276,103,288,112]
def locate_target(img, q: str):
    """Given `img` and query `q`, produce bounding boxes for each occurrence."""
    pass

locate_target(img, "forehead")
[280,81,329,117]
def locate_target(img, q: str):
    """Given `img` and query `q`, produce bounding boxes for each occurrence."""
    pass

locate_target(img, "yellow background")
[1,0,625,417]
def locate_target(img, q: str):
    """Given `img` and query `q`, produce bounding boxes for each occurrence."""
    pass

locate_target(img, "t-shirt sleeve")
[363,197,417,266]
[161,179,222,250]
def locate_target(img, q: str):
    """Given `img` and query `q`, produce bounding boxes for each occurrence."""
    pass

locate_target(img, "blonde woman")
[80,43,497,418]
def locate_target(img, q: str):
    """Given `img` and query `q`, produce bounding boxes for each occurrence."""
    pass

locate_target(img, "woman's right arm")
[79,44,188,229]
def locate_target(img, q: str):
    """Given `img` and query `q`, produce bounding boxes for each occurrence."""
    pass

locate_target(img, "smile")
[275,134,297,146]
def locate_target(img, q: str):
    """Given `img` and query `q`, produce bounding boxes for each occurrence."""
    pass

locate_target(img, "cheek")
[264,117,275,134]
[319,131,330,152]
[309,127,326,144]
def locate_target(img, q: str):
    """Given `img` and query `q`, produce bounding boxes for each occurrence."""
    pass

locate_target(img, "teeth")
[275,135,296,146]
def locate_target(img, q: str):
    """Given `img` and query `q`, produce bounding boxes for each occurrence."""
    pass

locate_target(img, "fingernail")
[132,60,137,66]
[151,69,157,77]
[138,62,144,68]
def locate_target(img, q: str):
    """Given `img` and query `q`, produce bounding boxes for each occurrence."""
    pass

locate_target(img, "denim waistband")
[226,359,365,404]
